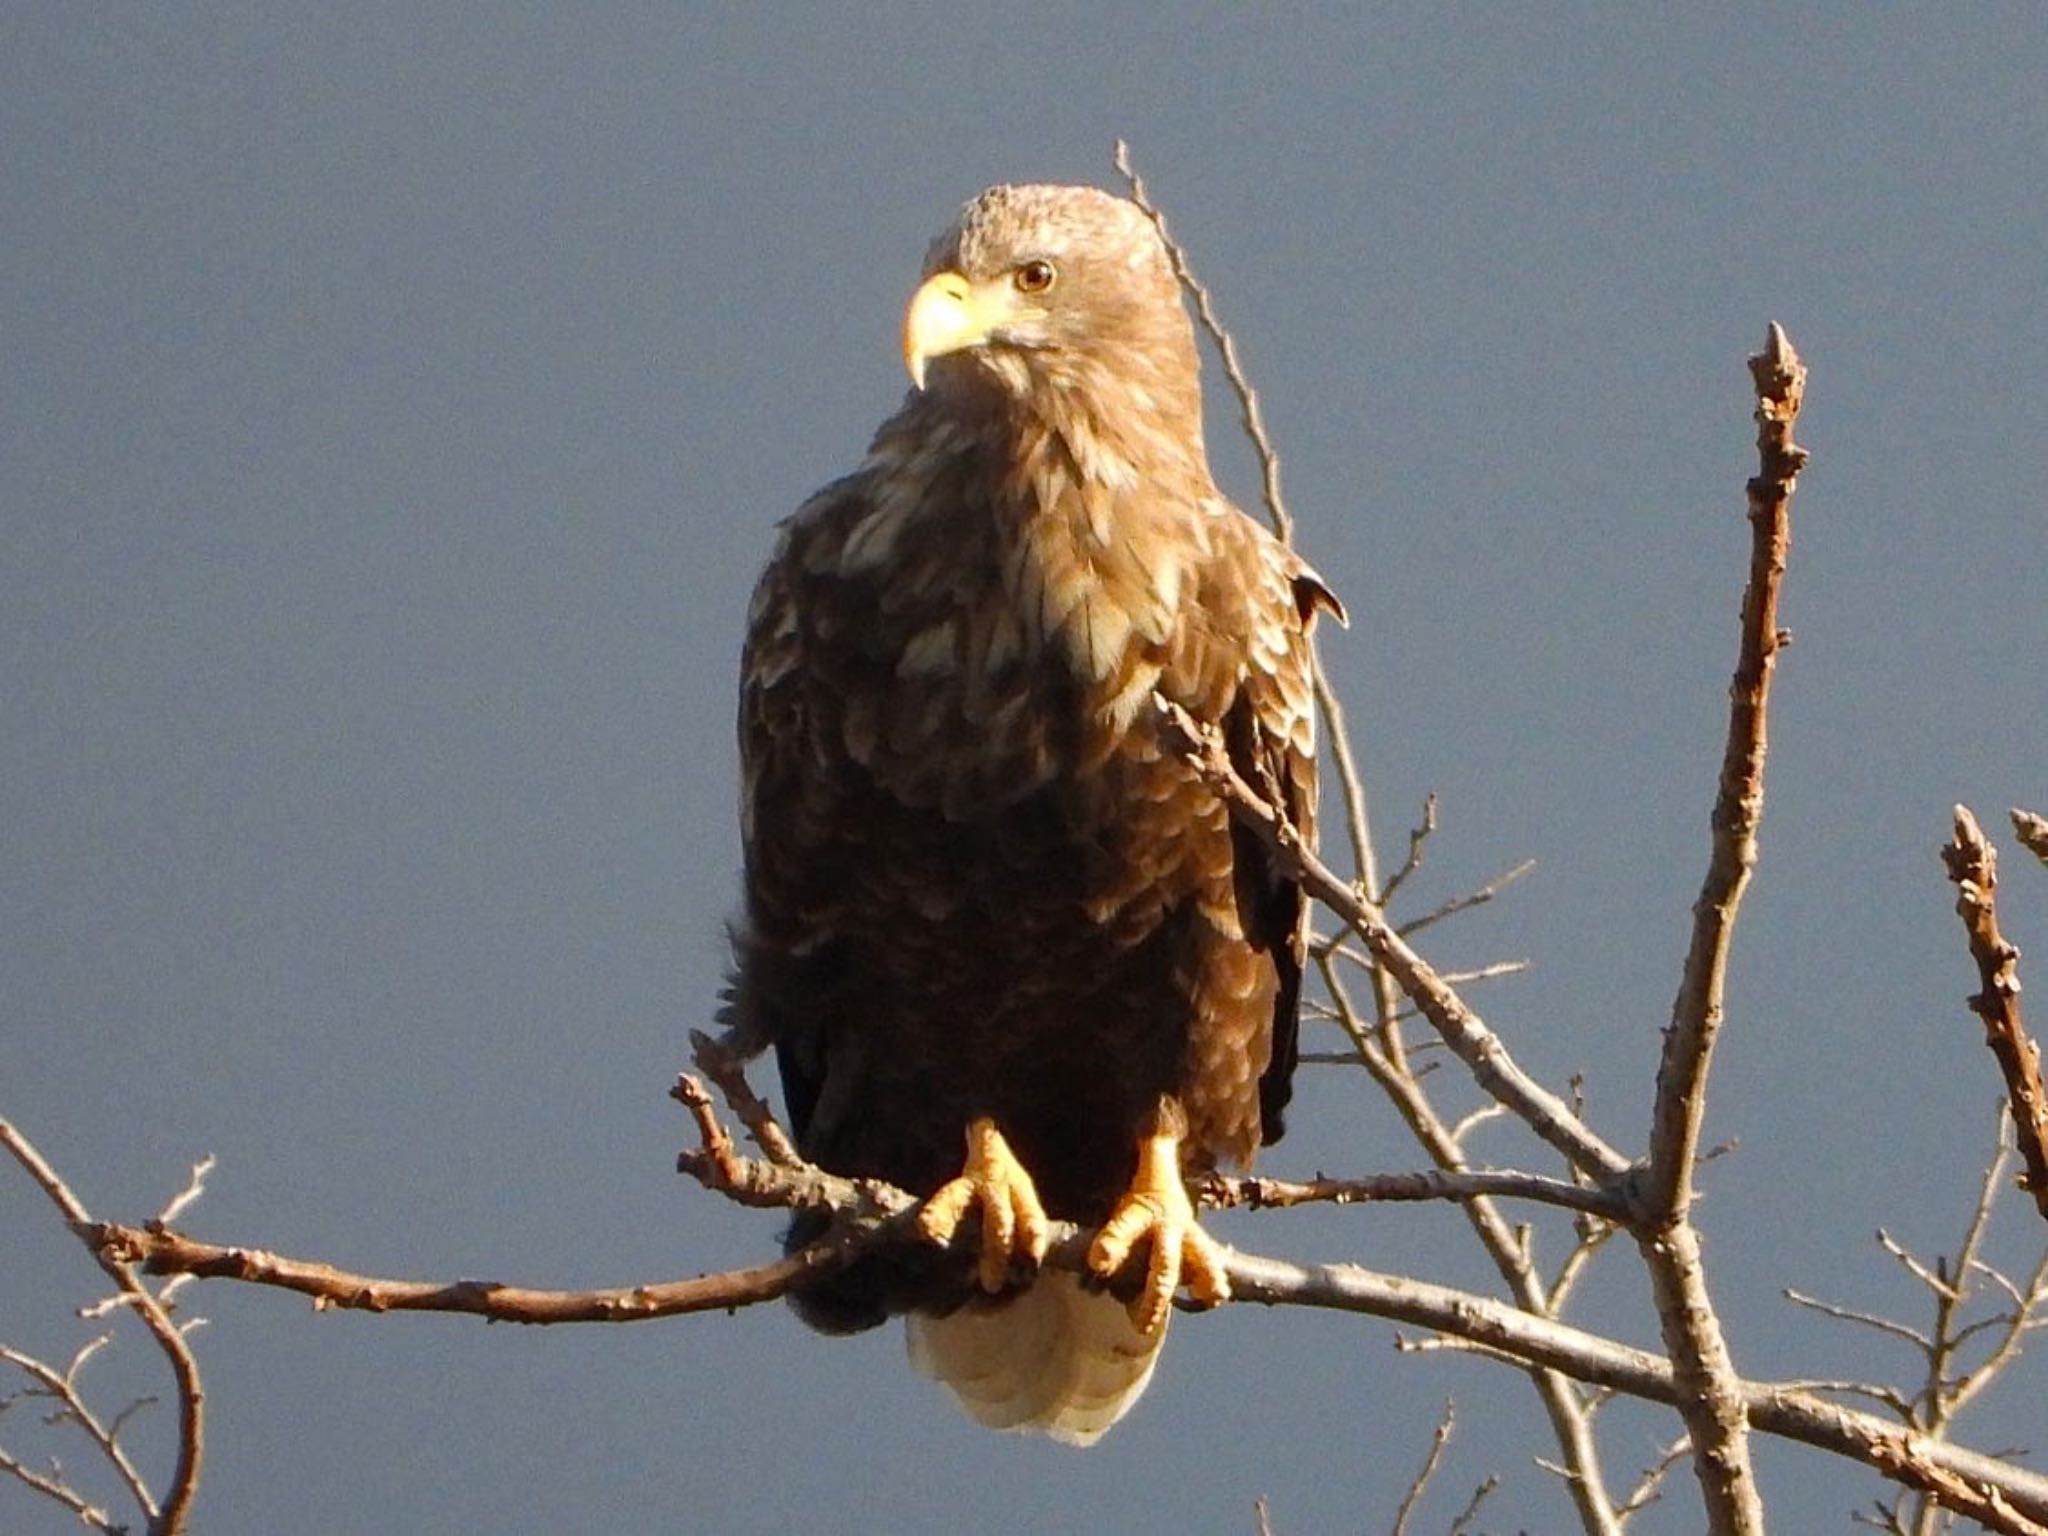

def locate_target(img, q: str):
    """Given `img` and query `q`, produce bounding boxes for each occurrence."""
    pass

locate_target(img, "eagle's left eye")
[1013,260,1057,294]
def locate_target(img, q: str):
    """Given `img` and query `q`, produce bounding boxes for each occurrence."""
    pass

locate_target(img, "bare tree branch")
[689,1029,801,1168]
[86,1220,869,1325]
[1154,692,1629,1185]
[1866,1435,2048,1536]
[1391,1398,1457,1535]
[1945,806,2048,1224]
[16,1066,2040,1536]
[1627,321,1809,1534]
[1617,1434,1693,1523]
[1377,794,1439,907]
[1641,319,1806,1208]
[1112,144,1627,1531]
[73,1181,2048,1528]
[1224,1248,2048,1527]
[1,1340,154,1519]
[1396,859,1538,939]
[1112,140,1290,548]
[0,1446,121,1534]
[1203,1166,1625,1221]
[1783,1288,1935,1354]
[1447,1473,1502,1535]
[1316,952,1625,1536]
[2,1115,205,1535]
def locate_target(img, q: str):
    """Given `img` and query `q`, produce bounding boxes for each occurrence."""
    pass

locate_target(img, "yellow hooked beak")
[902,270,1015,390]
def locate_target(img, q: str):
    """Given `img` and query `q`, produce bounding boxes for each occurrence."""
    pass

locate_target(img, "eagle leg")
[916,1116,1052,1293]
[1087,1113,1232,1335]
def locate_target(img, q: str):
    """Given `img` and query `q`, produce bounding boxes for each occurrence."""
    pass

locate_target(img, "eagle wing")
[731,480,857,1146]
[1178,511,1343,1158]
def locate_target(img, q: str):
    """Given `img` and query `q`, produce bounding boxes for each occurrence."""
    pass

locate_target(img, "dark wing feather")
[729,481,858,1149]
[1230,546,1342,1147]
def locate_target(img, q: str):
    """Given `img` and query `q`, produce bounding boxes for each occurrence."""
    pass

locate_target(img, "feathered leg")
[917,1116,1052,1292]
[1087,1098,1232,1335]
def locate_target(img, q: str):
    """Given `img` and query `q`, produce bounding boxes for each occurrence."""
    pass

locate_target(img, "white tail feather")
[905,1272,1164,1446]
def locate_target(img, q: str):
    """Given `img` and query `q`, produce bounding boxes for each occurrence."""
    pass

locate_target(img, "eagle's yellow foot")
[917,1117,1052,1293]
[1088,1126,1232,1335]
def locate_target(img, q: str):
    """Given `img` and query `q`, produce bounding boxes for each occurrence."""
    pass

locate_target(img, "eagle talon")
[917,1117,1051,1292]
[1087,1127,1233,1335]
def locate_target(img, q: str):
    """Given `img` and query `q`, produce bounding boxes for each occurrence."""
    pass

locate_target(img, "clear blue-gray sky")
[6,9,2046,1533]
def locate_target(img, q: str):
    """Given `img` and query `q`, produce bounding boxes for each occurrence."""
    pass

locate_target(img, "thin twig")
[1316,954,1625,1536]
[1113,140,1291,544]
[1378,795,1439,906]
[0,1340,155,1519]
[1550,1216,1621,1313]
[690,1028,802,1168]
[1640,319,1807,1209]
[1204,1166,1624,1219]
[1111,140,1386,936]
[1924,1115,2017,1437]
[1396,859,1538,939]
[1948,1251,2048,1421]
[1391,1398,1456,1536]
[1854,1496,1914,1535]
[155,1157,214,1229]
[1782,1288,1935,1353]
[1880,1229,1959,1302]
[1617,1436,1692,1523]
[1447,1474,1501,1535]
[0,1447,120,1533]
[1777,1378,1918,1419]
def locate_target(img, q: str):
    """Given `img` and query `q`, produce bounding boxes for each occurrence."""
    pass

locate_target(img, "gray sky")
[5,8,2046,1533]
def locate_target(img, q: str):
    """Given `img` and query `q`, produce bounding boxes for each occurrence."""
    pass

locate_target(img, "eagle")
[726,183,1341,1444]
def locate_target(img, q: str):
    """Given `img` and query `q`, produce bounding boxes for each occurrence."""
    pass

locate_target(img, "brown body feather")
[726,185,1334,1353]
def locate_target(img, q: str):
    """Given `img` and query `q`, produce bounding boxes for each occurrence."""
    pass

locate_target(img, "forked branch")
[1,1116,206,1536]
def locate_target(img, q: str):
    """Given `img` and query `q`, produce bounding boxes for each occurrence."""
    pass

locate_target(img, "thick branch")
[1944,806,2048,1224]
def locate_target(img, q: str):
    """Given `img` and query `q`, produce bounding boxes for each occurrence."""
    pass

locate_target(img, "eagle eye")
[1013,260,1057,295]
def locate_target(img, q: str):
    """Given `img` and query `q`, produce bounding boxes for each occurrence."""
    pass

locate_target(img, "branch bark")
[1944,805,2048,1224]
[66,1111,2048,1534]
[2011,809,2048,868]
[1204,1166,1626,1221]
[1622,323,1809,1534]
